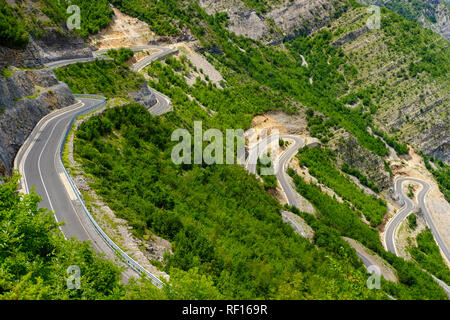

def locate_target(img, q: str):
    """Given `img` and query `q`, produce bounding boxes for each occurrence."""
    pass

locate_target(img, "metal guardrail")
[59,95,163,286]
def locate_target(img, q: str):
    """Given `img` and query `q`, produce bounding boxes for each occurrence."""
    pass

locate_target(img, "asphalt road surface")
[246,136,450,295]
[45,45,177,71]
[15,47,175,282]
[384,177,449,263]
[245,134,305,207]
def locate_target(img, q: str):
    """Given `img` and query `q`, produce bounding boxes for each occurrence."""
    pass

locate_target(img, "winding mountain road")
[384,177,450,297]
[15,47,175,283]
[384,177,450,263]
[245,134,305,208]
[16,43,450,295]
[245,135,425,286]
[45,45,177,71]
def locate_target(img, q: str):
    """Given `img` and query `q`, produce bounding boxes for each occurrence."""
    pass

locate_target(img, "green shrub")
[0,2,29,49]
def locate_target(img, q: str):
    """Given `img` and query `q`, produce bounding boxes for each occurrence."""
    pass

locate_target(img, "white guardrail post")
[60,94,163,287]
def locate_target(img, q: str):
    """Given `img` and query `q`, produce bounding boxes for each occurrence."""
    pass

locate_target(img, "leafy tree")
[0,2,29,49]
[0,175,125,300]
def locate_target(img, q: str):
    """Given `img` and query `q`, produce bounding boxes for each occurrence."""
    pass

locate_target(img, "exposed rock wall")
[328,7,449,164]
[359,0,450,40]
[198,0,350,44]
[128,82,157,109]
[0,32,94,70]
[328,130,391,190]
[421,2,450,40]
[0,68,75,175]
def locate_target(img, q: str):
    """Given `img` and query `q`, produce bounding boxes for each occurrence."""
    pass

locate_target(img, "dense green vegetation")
[107,48,134,64]
[408,228,450,286]
[0,0,113,42]
[0,175,125,299]
[0,2,29,49]
[372,127,409,156]
[73,103,392,299]
[256,155,277,190]
[287,169,448,299]
[305,108,337,144]
[54,60,144,98]
[297,147,387,226]
[408,214,417,230]
[342,162,379,193]
[381,10,450,78]
[0,175,239,299]
[69,0,114,37]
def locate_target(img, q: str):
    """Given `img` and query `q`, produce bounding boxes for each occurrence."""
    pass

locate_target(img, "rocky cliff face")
[198,0,349,43]
[0,68,75,175]
[0,31,94,70]
[326,7,449,164]
[359,0,450,40]
[421,2,450,40]
[128,82,157,109]
[328,130,391,190]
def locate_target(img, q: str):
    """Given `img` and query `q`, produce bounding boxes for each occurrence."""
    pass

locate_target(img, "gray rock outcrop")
[358,0,450,40]
[328,130,391,190]
[128,82,157,109]
[198,0,349,44]
[0,68,75,176]
[0,32,94,70]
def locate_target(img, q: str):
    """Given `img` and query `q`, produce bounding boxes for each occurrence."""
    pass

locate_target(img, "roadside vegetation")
[408,228,450,286]
[38,0,113,38]
[0,175,125,299]
[422,153,450,202]
[0,0,113,44]
[0,174,259,299]
[54,60,145,98]
[408,214,417,230]
[107,48,134,64]
[73,103,389,299]
[296,147,387,226]
[256,155,277,190]
[287,169,448,299]
[341,162,379,193]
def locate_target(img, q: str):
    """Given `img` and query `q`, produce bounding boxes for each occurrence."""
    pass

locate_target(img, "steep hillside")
[198,0,352,43]
[325,7,449,163]
[0,0,449,300]
[359,0,450,40]
[0,0,114,68]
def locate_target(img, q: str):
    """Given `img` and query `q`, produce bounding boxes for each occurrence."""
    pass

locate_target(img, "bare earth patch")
[89,6,156,50]
[282,210,315,242]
